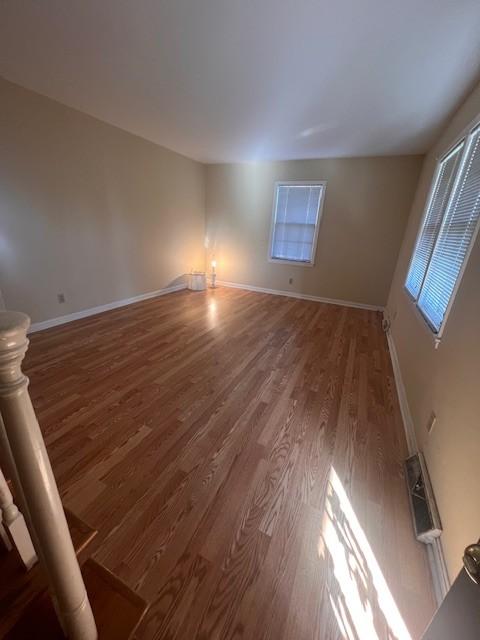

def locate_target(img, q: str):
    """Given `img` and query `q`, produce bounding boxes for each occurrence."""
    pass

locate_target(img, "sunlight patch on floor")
[318,467,412,640]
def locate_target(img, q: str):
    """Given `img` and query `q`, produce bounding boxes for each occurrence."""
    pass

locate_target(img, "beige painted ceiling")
[1,0,480,163]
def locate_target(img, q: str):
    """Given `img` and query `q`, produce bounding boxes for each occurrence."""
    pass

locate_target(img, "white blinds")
[271,184,323,263]
[418,126,480,332]
[405,142,464,299]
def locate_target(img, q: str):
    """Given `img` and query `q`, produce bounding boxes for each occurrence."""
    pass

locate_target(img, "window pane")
[405,142,464,299]
[274,223,315,243]
[418,126,480,332]
[271,184,323,263]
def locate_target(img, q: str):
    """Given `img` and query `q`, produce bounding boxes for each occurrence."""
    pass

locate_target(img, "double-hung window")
[269,181,326,265]
[406,123,480,337]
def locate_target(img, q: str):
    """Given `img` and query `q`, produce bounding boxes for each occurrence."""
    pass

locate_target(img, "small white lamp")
[211,259,217,288]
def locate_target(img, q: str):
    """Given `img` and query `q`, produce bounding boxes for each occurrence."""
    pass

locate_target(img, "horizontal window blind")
[418,126,480,332]
[271,184,323,263]
[405,142,463,299]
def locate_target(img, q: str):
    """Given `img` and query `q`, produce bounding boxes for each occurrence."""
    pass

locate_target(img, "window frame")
[404,116,480,344]
[268,180,327,267]
[404,140,465,308]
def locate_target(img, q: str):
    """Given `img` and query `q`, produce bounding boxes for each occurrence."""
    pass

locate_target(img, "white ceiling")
[1,0,480,163]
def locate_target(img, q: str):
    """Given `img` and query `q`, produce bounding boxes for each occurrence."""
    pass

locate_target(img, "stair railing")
[0,311,97,640]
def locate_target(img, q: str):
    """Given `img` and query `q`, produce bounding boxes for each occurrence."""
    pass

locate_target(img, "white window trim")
[404,114,480,346]
[268,180,327,267]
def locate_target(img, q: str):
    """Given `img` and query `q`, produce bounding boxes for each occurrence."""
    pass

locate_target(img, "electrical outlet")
[288,277,293,285]
[426,411,437,434]
[57,293,66,304]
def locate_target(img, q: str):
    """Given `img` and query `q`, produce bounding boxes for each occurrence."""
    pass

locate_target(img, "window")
[269,181,326,265]
[406,123,480,336]
[405,143,464,300]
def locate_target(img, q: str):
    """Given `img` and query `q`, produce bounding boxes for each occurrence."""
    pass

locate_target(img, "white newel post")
[0,311,97,640]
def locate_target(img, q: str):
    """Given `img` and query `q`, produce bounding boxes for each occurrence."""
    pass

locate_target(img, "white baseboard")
[29,284,187,333]
[217,280,384,312]
[385,323,450,604]
[384,328,418,455]
[427,538,451,606]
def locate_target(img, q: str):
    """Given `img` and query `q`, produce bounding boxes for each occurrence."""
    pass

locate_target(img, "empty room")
[0,1,479,639]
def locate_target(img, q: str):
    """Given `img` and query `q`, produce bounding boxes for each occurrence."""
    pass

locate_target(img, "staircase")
[0,311,149,638]
[1,504,148,639]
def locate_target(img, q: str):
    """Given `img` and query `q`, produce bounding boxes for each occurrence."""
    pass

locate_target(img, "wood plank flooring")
[23,287,435,639]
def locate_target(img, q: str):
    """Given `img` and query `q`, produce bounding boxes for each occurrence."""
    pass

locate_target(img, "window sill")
[268,257,315,267]
[403,286,441,349]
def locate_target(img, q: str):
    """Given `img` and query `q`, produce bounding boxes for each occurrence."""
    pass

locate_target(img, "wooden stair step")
[0,508,97,637]
[64,508,98,562]
[5,479,96,561]
[6,558,149,640]
[81,559,149,639]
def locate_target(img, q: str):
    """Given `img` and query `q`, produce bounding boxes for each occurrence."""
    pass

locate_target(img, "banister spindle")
[0,463,37,568]
[0,311,97,640]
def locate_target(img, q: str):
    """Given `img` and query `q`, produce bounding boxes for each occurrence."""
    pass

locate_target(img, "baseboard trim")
[29,284,187,333]
[427,538,451,606]
[217,280,384,311]
[384,328,418,455]
[385,324,450,604]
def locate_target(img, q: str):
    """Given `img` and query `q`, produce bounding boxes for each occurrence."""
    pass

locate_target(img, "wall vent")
[405,452,442,543]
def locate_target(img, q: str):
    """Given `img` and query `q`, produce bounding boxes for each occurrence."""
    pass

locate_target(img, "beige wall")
[1,77,422,321]
[0,77,205,324]
[205,157,423,307]
[386,81,480,579]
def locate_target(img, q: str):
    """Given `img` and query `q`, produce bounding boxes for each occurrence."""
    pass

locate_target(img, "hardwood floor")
[24,287,435,639]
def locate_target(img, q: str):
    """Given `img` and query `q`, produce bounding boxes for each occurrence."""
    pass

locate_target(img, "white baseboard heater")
[405,452,442,543]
